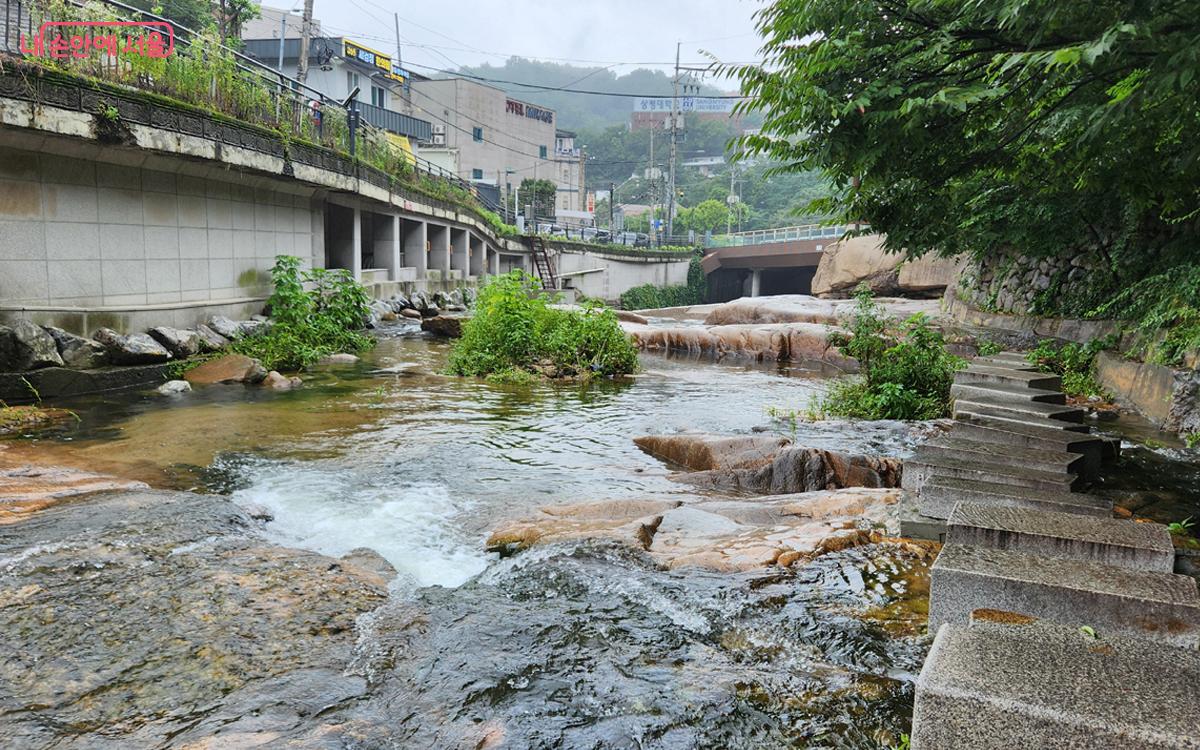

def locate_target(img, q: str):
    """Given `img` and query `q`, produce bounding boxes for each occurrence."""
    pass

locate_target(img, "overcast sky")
[292,0,766,78]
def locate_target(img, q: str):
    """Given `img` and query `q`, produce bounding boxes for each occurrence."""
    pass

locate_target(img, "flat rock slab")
[953,395,1085,424]
[917,476,1111,520]
[947,503,1175,572]
[929,543,1200,646]
[633,433,791,471]
[913,616,1200,749]
[902,452,1078,494]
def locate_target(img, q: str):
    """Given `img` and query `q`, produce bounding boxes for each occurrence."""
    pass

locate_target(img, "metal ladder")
[526,236,558,290]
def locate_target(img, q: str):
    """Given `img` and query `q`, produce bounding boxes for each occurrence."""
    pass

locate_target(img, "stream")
[7,321,1198,747]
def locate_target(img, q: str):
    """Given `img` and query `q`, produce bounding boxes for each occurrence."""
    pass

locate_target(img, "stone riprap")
[908,351,1197,743]
[913,616,1200,749]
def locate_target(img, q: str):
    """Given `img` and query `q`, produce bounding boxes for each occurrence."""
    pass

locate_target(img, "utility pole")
[667,41,680,239]
[609,181,615,231]
[727,166,735,235]
[296,0,314,83]
[393,14,403,76]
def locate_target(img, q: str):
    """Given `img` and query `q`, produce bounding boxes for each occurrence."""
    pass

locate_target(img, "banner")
[633,96,736,113]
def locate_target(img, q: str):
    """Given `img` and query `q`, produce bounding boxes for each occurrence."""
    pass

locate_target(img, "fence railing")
[0,0,491,221]
[705,224,857,248]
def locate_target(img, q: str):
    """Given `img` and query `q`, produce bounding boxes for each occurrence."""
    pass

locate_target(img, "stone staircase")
[907,353,1200,748]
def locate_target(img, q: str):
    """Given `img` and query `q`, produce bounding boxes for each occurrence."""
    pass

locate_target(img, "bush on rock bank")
[447,271,638,382]
[233,256,374,371]
[814,285,964,420]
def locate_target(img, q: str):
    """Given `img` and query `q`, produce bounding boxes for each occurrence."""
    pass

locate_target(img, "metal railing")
[705,224,858,248]
[357,100,432,142]
[0,0,488,219]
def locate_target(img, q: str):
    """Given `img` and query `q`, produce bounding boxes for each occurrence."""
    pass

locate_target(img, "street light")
[277,3,303,73]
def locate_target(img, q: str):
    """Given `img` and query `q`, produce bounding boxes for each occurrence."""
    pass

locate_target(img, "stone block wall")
[0,145,322,311]
[957,249,1099,316]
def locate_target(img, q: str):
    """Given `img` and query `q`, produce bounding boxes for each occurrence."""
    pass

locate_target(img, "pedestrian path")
[905,353,1200,749]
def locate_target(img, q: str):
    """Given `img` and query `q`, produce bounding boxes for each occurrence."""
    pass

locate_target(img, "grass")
[1024,338,1114,400]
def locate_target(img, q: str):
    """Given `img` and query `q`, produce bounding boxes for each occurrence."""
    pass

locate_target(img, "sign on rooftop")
[343,39,405,84]
[634,96,736,113]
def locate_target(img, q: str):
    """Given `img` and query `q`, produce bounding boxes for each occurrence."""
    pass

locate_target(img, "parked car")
[634,233,650,247]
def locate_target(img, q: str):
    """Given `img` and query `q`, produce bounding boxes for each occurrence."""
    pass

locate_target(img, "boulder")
[93,328,172,365]
[614,310,649,325]
[183,354,267,385]
[0,321,64,371]
[400,308,422,319]
[316,353,360,365]
[207,316,244,340]
[669,444,903,495]
[44,326,105,369]
[633,433,791,471]
[486,499,680,556]
[339,548,398,586]
[897,254,967,297]
[157,379,192,395]
[262,370,303,390]
[239,320,270,338]
[811,234,903,298]
[148,327,201,359]
[380,311,399,322]
[420,315,467,338]
[194,324,230,353]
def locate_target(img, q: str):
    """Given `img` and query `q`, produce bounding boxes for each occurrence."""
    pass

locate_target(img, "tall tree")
[733,0,1200,276]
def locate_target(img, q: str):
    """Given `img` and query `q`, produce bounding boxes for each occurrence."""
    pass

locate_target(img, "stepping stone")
[971,352,1037,370]
[923,437,1083,476]
[953,395,1086,424]
[954,365,1062,391]
[949,417,1107,475]
[928,543,1200,646]
[950,381,1066,405]
[913,615,1200,749]
[955,407,1091,434]
[918,476,1112,520]
[946,503,1175,572]
[902,450,1080,494]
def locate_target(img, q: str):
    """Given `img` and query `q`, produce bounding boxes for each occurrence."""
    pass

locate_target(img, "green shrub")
[1090,265,1200,367]
[232,256,374,371]
[1024,338,1114,399]
[618,255,706,310]
[447,271,638,379]
[815,285,964,420]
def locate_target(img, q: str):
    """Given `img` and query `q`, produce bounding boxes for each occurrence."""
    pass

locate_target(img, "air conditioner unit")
[432,124,445,134]
[432,133,446,145]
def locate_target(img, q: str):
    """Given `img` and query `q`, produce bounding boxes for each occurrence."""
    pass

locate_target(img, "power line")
[405,62,743,98]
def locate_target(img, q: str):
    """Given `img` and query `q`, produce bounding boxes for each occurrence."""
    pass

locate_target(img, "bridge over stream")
[701,224,858,301]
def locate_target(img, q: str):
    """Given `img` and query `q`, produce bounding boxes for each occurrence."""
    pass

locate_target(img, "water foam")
[229,460,489,589]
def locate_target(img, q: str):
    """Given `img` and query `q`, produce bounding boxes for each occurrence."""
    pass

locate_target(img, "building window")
[539,145,547,158]
[346,71,360,94]
[371,85,386,108]
[471,168,483,179]
[472,126,483,142]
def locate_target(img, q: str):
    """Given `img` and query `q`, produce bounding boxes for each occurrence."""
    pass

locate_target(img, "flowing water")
[4,325,949,746]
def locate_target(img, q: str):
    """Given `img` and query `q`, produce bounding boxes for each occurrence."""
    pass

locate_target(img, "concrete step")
[949,417,1105,477]
[955,408,1091,434]
[913,615,1200,749]
[950,381,1066,405]
[928,543,1200,647]
[903,451,1080,494]
[917,476,1112,520]
[954,365,1062,391]
[947,503,1176,572]
[924,437,1083,476]
[953,395,1086,424]
[971,352,1036,369]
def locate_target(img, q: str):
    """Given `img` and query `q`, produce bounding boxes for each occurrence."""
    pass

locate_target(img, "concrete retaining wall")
[1095,351,1200,434]
[555,249,691,301]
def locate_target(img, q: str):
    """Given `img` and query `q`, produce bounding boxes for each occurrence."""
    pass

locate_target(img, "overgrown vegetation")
[447,271,638,381]
[732,0,1200,363]
[1025,338,1114,400]
[618,255,706,310]
[814,286,964,420]
[232,256,373,371]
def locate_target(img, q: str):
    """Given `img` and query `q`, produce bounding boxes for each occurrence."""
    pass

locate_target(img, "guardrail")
[705,224,856,248]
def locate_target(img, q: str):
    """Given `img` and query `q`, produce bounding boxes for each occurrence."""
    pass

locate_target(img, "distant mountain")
[449,57,733,131]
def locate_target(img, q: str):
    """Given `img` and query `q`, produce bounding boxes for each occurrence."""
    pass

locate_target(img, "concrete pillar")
[370,212,399,280]
[489,248,500,276]
[450,227,469,278]
[428,224,450,280]
[389,215,401,281]
[351,206,362,282]
[469,234,484,278]
[749,269,762,297]
[403,219,427,276]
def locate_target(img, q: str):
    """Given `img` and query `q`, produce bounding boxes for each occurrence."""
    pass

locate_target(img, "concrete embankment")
[904,351,1200,748]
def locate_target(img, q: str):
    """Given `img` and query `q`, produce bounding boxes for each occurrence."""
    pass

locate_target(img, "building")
[242,8,431,146]
[409,78,586,219]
